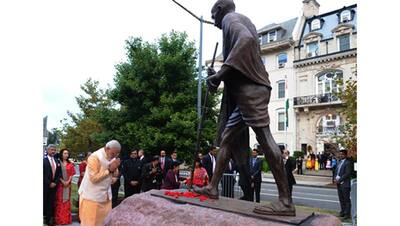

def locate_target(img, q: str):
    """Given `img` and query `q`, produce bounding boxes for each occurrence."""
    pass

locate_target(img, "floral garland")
[164,191,209,202]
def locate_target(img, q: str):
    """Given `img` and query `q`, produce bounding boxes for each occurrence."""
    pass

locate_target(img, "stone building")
[254,17,299,152]
[293,1,357,154]
[206,0,357,156]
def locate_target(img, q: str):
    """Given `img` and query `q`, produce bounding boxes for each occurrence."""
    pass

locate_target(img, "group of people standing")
[304,152,339,171]
[43,145,76,226]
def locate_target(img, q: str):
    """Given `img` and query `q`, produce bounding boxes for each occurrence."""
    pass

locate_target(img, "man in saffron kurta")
[78,140,121,226]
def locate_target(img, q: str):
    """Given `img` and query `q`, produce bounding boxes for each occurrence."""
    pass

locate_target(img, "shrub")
[293,151,304,160]
[260,157,270,172]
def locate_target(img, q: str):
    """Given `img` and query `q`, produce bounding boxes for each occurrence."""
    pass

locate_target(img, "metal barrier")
[219,173,243,198]
[180,170,244,198]
[350,178,357,225]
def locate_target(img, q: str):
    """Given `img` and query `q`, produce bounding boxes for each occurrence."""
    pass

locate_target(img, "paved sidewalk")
[302,169,334,177]
[262,172,334,188]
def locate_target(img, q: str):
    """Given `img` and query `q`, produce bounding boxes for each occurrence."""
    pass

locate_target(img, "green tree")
[335,70,357,158]
[109,31,219,163]
[47,128,62,145]
[60,79,111,158]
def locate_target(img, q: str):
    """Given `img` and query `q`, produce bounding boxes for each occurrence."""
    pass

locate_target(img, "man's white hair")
[47,144,57,150]
[105,140,121,150]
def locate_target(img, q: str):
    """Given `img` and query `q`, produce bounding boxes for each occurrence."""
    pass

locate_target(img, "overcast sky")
[38,0,357,130]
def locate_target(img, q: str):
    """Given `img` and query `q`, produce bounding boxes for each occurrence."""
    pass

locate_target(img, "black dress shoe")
[47,217,55,226]
[337,212,345,217]
[341,214,351,220]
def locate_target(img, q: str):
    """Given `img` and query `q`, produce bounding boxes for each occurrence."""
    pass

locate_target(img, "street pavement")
[258,183,340,211]
[262,171,334,188]
[229,182,339,212]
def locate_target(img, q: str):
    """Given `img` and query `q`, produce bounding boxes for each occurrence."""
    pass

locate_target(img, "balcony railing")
[293,93,340,106]
[317,126,343,135]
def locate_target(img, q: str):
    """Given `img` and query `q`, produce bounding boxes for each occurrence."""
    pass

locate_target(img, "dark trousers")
[297,165,303,175]
[251,181,261,203]
[237,164,253,202]
[337,185,351,216]
[43,186,56,225]
[125,184,141,198]
[111,180,121,208]
[221,175,235,198]
[288,184,293,198]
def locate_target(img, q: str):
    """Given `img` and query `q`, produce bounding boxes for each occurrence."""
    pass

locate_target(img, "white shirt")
[209,153,216,173]
[48,156,56,169]
[335,159,346,181]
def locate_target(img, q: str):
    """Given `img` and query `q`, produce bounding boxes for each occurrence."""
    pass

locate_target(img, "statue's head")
[211,0,236,29]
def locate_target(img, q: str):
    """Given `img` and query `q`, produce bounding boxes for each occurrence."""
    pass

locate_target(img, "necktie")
[50,157,56,179]
[161,158,164,170]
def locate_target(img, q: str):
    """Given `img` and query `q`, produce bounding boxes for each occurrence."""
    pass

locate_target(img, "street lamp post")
[170,0,214,121]
[197,16,203,119]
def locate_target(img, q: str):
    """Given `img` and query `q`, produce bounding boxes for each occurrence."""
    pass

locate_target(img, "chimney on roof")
[302,0,320,18]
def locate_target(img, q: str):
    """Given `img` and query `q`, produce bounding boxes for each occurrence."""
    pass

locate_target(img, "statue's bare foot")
[193,185,219,199]
[253,200,296,216]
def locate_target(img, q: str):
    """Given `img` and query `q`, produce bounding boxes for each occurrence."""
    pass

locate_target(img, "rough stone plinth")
[103,190,341,226]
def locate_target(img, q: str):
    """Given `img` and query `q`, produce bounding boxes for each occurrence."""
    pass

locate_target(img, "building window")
[267,30,277,43]
[259,36,262,45]
[337,34,350,51]
[278,111,286,131]
[277,80,285,99]
[340,10,351,23]
[307,42,319,57]
[311,19,321,30]
[260,34,267,45]
[277,53,287,68]
[316,70,343,95]
[317,114,341,134]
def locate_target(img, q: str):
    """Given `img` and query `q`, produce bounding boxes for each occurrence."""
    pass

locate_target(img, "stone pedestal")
[104,190,341,226]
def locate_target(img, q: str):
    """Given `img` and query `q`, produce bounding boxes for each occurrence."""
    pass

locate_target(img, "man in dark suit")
[138,149,148,165]
[283,150,296,197]
[296,156,303,175]
[122,150,142,198]
[249,149,262,203]
[334,149,353,219]
[111,164,122,208]
[43,144,61,226]
[221,159,236,198]
[201,147,217,182]
[159,150,170,180]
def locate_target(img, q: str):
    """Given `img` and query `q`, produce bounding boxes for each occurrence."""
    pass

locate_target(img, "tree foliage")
[107,31,219,163]
[336,70,357,158]
[60,78,111,158]
[60,31,219,163]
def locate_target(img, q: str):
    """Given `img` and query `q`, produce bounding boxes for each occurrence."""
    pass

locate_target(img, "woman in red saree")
[54,148,75,225]
[185,158,209,188]
[78,152,91,188]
